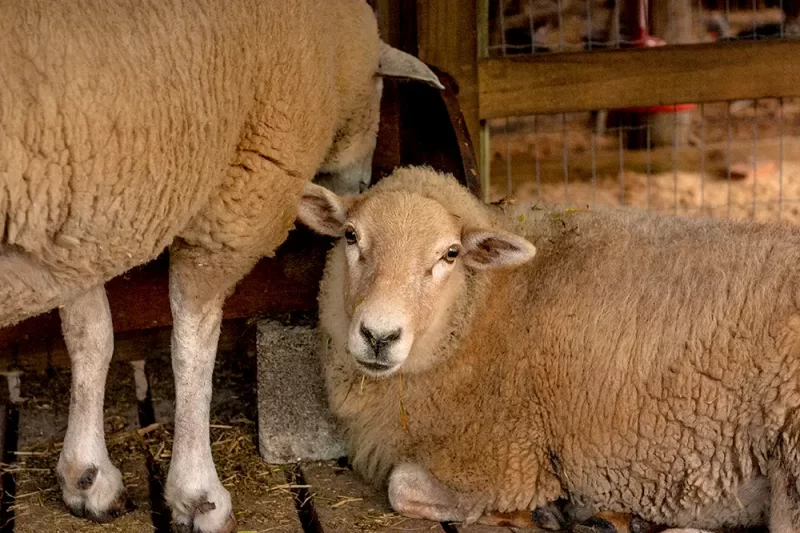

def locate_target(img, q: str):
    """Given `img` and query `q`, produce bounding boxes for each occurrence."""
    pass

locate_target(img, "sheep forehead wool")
[349,192,462,255]
[318,166,800,529]
[363,166,496,229]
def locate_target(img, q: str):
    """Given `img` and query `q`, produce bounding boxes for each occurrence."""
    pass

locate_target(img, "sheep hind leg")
[56,285,127,522]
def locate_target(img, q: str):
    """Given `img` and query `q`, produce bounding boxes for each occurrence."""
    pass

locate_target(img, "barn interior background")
[467,0,800,223]
[0,1,798,532]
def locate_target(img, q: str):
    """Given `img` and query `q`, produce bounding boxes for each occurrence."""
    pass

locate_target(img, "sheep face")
[298,176,537,378]
[337,191,465,377]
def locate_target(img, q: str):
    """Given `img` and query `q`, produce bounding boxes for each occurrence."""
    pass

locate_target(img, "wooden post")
[416,0,482,195]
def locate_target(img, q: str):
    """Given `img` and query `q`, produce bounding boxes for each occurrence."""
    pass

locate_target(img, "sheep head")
[298,169,536,378]
[315,43,443,195]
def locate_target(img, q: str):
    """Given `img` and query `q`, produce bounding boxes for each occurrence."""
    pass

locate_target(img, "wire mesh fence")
[488,0,799,56]
[484,0,800,223]
[488,98,800,222]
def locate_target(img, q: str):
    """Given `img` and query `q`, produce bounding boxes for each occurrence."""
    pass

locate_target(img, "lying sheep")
[0,2,440,532]
[298,166,800,533]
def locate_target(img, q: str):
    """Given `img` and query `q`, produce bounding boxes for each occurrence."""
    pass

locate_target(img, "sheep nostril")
[360,325,402,356]
[360,323,375,345]
[382,329,402,345]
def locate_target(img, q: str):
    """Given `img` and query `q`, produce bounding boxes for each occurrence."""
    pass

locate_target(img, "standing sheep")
[298,166,800,533]
[0,2,441,532]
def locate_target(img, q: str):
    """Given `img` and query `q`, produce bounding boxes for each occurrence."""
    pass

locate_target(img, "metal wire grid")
[488,99,797,222]
[485,0,797,223]
[488,0,794,56]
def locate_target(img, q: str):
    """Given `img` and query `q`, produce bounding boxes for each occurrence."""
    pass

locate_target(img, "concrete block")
[256,314,347,464]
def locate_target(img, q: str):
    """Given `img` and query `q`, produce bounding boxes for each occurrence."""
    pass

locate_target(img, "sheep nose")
[359,323,402,359]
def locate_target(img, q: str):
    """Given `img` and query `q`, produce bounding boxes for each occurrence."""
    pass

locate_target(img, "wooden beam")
[479,39,800,119]
[0,229,332,354]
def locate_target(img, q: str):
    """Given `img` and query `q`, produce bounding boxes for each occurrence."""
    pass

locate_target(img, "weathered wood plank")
[417,0,481,159]
[301,460,441,533]
[478,39,800,119]
[436,69,482,198]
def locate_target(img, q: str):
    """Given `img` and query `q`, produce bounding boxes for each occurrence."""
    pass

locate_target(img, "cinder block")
[256,315,347,464]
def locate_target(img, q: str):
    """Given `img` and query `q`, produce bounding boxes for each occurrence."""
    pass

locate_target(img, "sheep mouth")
[355,359,397,375]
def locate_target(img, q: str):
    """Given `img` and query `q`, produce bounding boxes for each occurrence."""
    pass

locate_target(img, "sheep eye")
[443,247,459,263]
[344,226,358,245]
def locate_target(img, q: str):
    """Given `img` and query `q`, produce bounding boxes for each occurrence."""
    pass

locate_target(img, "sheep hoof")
[169,491,236,533]
[573,516,617,533]
[531,504,566,530]
[174,512,237,533]
[66,491,131,524]
[565,513,660,533]
[57,459,128,523]
[629,516,659,533]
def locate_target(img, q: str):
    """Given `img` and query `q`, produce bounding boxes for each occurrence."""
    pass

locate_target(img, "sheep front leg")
[388,463,486,524]
[389,463,566,527]
[56,285,127,522]
[163,245,245,533]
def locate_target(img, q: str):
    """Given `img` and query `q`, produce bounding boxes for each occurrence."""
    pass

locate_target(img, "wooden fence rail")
[479,39,800,119]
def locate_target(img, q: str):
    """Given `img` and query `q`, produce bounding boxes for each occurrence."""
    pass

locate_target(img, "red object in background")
[615,0,697,116]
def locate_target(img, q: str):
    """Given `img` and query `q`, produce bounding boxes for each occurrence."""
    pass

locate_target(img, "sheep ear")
[377,42,444,89]
[297,182,352,236]
[461,228,536,270]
